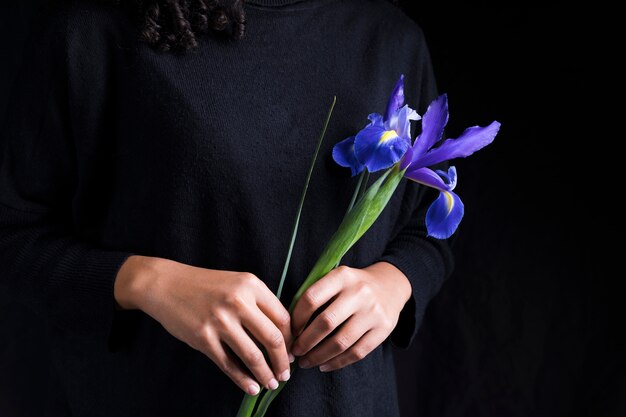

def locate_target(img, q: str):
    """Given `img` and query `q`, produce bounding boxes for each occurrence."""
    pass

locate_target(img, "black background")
[0,1,622,416]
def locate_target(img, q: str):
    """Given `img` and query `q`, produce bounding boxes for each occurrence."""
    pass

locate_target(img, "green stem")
[276,96,337,300]
[357,170,370,201]
[236,391,262,417]
[333,169,367,268]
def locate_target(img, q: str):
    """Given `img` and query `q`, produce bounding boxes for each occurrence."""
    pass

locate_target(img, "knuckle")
[383,314,397,331]
[210,310,231,329]
[352,347,368,361]
[319,311,337,330]
[234,376,248,391]
[336,265,354,282]
[355,282,374,298]
[245,349,264,366]
[224,294,247,310]
[334,334,351,351]
[277,311,291,329]
[336,265,351,275]
[220,358,235,376]
[380,316,393,331]
[302,290,320,310]
[240,272,259,286]
[196,333,213,353]
[266,331,284,349]
[372,303,386,318]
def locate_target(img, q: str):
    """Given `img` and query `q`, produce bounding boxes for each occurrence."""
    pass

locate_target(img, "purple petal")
[404,167,449,191]
[426,190,464,239]
[435,166,458,190]
[332,136,365,176]
[413,121,501,168]
[411,94,450,158]
[384,75,405,121]
[354,125,410,172]
[400,145,414,170]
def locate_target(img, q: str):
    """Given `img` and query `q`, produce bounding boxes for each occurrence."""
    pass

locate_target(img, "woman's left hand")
[290,262,412,372]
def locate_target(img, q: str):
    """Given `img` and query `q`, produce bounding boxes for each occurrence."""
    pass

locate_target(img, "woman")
[0,0,453,415]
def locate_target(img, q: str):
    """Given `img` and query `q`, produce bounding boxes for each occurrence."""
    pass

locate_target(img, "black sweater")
[0,0,453,416]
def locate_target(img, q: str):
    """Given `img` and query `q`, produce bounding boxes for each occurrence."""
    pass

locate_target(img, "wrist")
[368,261,412,304]
[114,255,164,311]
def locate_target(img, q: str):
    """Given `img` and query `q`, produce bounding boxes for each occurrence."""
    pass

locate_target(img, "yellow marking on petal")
[443,191,454,214]
[379,130,398,144]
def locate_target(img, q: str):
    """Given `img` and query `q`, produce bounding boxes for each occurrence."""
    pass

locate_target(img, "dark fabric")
[0,1,453,416]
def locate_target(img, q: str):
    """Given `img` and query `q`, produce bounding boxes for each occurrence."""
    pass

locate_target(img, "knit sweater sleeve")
[375,180,454,349]
[375,26,454,350]
[0,7,134,348]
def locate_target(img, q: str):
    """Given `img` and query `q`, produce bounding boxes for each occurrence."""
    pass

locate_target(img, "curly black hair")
[135,0,399,52]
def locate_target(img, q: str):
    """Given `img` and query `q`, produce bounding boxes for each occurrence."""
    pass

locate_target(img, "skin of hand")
[290,262,412,372]
[114,255,295,396]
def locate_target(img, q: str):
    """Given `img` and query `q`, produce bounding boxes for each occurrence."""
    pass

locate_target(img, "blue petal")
[414,121,501,168]
[367,113,385,127]
[411,94,450,159]
[332,136,365,176]
[384,75,405,121]
[354,125,410,172]
[426,189,464,239]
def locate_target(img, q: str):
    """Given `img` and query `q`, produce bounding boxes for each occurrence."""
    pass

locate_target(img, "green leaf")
[276,96,337,300]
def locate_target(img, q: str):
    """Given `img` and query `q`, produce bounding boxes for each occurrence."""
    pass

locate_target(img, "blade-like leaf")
[277,96,336,298]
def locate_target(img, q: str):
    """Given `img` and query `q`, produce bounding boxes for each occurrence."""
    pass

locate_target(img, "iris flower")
[333,75,420,175]
[333,75,500,239]
[239,82,500,416]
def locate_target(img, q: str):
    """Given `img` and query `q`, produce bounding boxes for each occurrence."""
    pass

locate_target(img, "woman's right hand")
[114,255,294,396]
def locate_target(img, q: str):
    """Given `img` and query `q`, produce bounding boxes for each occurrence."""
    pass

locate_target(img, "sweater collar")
[245,0,308,6]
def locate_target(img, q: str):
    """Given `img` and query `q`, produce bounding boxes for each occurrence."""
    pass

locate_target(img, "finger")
[317,328,387,372]
[222,325,280,391]
[292,266,350,337]
[291,295,357,357]
[254,281,294,349]
[204,337,262,396]
[240,305,292,382]
[298,314,371,368]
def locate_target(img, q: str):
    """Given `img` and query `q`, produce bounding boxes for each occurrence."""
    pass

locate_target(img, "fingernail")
[319,365,330,372]
[247,383,260,395]
[291,347,302,356]
[288,353,296,363]
[299,359,311,369]
[279,369,290,381]
[268,378,279,390]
